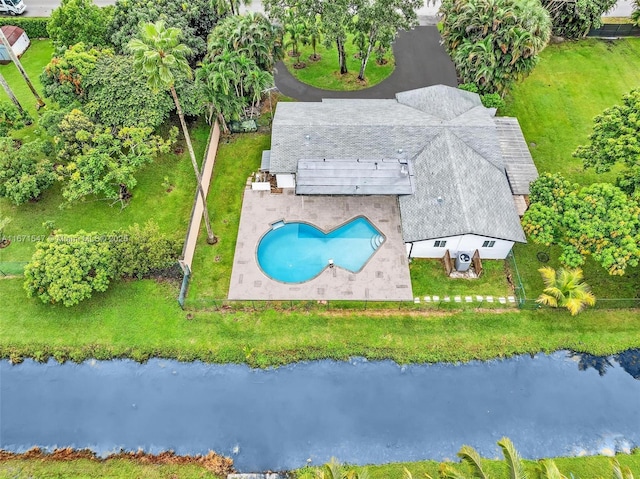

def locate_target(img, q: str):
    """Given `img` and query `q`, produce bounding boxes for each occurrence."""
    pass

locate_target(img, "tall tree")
[439,0,552,95]
[351,0,420,81]
[536,267,596,316]
[48,0,114,48]
[573,89,640,198]
[210,0,252,16]
[128,21,217,244]
[0,29,45,109]
[0,72,29,122]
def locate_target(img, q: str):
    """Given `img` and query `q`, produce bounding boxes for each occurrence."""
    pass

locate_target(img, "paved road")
[274,26,457,101]
[19,0,635,18]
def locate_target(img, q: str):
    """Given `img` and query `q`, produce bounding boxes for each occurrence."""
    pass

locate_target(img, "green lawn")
[282,33,395,91]
[501,38,640,301]
[0,39,53,119]
[501,38,640,184]
[1,275,639,366]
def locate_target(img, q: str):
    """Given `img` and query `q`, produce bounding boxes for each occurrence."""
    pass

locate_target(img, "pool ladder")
[370,234,385,250]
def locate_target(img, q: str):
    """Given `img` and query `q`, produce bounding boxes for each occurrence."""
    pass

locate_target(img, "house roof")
[0,26,25,45]
[268,85,533,243]
[398,131,526,243]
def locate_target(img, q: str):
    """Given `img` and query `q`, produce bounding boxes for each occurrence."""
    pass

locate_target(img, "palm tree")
[196,62,245,133]
[128,21,216,245]
[537,266,596,316]
[538,459,568,479]
[0,28,45,110]
[497,437,527,479]
[0,72,30,123]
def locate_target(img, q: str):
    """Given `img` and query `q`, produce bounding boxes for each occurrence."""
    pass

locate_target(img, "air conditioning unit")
[455,252,472,272]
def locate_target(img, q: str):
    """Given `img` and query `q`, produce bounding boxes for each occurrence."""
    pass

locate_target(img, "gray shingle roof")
[494,117,539,195]
[268,85,530,243]
[399,131,526,243]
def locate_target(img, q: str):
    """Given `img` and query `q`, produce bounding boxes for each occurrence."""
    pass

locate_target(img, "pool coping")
[228,189,413,301]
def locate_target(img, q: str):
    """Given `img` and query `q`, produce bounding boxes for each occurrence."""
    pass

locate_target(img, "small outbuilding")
[0,25,30,65]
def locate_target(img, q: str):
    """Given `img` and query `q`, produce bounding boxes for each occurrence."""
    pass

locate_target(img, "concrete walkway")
[274,26,457,102]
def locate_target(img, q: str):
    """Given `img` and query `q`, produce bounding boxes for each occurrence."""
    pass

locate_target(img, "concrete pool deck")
[228,189,413,300]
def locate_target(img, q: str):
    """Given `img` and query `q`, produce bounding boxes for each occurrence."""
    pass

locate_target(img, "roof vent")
[437,196,444,204]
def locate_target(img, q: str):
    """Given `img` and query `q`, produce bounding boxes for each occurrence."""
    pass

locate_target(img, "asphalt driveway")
[274,25,457,101]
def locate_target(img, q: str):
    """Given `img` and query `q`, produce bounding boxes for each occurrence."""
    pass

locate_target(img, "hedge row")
[0,17,49,39]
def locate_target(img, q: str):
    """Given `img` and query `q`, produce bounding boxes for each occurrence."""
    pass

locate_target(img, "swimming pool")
[257,216,385,283]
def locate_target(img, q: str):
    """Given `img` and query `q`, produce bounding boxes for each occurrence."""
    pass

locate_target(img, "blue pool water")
[257,216,385,283]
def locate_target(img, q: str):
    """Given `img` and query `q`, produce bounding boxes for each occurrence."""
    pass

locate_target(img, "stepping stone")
[454,296,462,303]
[424,296,431,302]
[465,296,473,303]
[508,296,515,303]
[414,297,420,303]
[444,296,450,302]
[476,295,483,302]
[432,295,440,302]
[499,297,507,304]
[486,296,494,303]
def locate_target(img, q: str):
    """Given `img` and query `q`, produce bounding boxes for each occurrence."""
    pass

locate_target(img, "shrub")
[0,138,55,205]
[0,18,49,38]
[24,231,116,307]
[112,222,182,279]
[480,93,505,109]
[48,0,114,48]
[541,0,617,38]
[0,101,30,136]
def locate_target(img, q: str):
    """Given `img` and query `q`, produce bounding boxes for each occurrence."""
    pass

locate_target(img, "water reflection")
[570,349,639,380]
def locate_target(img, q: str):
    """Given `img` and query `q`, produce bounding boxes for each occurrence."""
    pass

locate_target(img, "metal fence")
[588,23,640,37]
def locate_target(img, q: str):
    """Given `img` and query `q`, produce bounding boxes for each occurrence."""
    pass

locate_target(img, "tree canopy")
[573,88,640,198]
[541,0,616,38]
[522,173,640,275]
[24,232,115,307]
[108,0,219,60]
[48,0,114,48]
[53,109,176,206]
[0,138,55,205]
[439,0,552,95]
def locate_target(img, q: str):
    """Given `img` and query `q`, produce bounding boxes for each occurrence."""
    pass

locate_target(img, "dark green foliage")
[633,0,640,26]
[108,0,219,60]
[0,18,49,39]
[48,0,114,48]
[541,0,617,39]
[522,173,640,275]
[573,89,640,197]
[207,13,283,72]
[112,222,182,279]
[40,43,113,107]
[480,93,505,109]
[84,55,174,128]
[23,231,115,306]
[0,101,30,136]
[53,109,177,205]
[0,138,55,205]
[440,0,552,95]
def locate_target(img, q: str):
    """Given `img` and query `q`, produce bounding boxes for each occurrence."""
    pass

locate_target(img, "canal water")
[1,351,639,472]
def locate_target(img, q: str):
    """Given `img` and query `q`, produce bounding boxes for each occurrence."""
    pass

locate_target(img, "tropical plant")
[536,266,596,315]
[207,13,283,72]
[128,21,216,244]
[24,231,116,307]
[308,17,322,60]
[0,138,55,205]
[439,0,552,95]
[210,0,251,16]
[633,0,640,27]
[284,8,308,61]
[48,0,114,48]
[573,89,640,198]
[538,459,568,479]
[613,457,636,479]
[0,28,45,109]
[540,0,617,38]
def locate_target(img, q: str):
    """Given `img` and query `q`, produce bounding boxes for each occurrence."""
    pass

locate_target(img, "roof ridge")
[447,128,505,174]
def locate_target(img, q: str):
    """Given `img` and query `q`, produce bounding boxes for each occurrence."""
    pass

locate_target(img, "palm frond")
[439,464,470,479]
[457,445,490,479]
[538,459,566,479]
[497,437,526,479]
